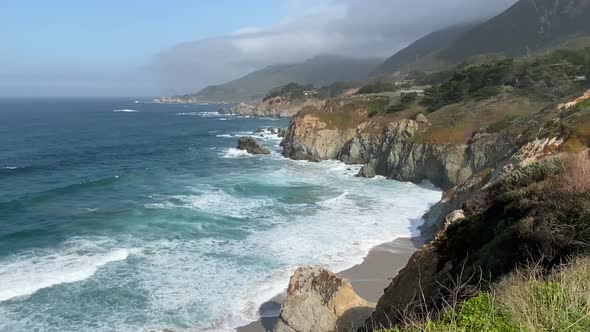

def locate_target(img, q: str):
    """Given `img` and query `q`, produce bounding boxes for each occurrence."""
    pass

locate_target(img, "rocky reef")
[231,98,325,118]
[237,137,270,155]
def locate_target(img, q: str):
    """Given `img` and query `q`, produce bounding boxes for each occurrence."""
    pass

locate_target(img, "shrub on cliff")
[422,48,590,112]
[263,83,314,101]
[496,257,590,331]
[380,257,590,332]
[369,151,590,331]
[357,82,396,95]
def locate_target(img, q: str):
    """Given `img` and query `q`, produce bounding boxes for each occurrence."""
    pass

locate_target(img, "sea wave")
[176,111,226,117]
[0,238,137,302]
[220,148,253,159]
[145,189,276,219]
[113,109,138,113]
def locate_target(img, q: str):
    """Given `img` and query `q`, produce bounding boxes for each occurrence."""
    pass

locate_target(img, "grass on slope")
[412,94,547,144]
[380,257,590,332]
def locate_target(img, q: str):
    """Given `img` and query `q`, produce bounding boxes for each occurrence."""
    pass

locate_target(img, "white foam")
[220,148,253,159]
[0,238,136,302]
[0,133,441,331]
[143,159,440,330]
[113,109,138,113]
[2,166,18,170]
[145,190,276,220]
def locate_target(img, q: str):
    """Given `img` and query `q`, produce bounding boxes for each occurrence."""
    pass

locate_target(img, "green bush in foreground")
[379,257,590,332]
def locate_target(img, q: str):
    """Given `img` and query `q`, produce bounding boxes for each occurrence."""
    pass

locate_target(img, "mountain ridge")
[161,55,383,103]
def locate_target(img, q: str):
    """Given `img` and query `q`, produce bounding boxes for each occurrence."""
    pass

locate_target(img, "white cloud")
[153,0,518,94]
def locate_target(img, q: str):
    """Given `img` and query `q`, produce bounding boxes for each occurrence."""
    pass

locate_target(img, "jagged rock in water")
[217,107,232,115]
[254,127,265,133]
[237,137,270,155]
[357,160,377,178]
[275,266,374,332]
[277,128,286,138]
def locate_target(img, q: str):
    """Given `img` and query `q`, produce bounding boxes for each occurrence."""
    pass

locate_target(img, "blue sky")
[0,0,516,97]
[1,1,283,68]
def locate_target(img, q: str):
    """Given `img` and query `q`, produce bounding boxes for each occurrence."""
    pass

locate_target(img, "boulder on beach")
[274,266,374,332]
[237,137,270,155]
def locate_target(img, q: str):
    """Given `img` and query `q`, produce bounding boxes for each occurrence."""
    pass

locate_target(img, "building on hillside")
[400,89,425,102]
[303,90,318,96]
[574,75,588,82]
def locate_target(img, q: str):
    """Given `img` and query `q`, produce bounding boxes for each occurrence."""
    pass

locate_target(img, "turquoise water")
[0,98,441,331]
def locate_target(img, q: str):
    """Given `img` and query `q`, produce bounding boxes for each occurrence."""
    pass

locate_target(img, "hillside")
[376,24,475,74]
[375,0,590,77]
[160,55,382,103]
[273,46,590,331]
[440,0,590,61]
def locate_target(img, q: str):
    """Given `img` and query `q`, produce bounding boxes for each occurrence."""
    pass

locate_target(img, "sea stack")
[237,137,270,155]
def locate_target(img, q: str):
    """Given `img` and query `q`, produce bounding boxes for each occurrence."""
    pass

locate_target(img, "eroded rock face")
[282,97,378,161]
[231,99,325,118]
[237,137,270,155]
[340,119,472,190]
[282,111,361,161]
[275,266,374,332]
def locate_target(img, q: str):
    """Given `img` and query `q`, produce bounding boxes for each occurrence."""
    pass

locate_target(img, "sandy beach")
[237,236,423,332]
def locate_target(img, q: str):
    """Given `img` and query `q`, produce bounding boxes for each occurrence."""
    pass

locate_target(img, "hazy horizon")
[1,0,517,97]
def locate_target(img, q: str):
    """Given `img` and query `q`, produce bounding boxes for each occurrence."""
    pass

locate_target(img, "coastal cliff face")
[283,94,545,190]
[226,98,325,118]
[282,96,390,160]
[278,89,590,330]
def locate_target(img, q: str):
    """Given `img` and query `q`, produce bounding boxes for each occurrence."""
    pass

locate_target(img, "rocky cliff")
[282,95,392,160]
[233,97,325,118]
[277,88,590,331]
[283,94,552,190]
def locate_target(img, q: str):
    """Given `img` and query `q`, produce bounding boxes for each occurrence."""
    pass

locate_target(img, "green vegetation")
[367,97,393,117]
[421,48,590,112]
[380,257,590,332]
[376,152,590,331]
[486,115,518,133]
[357,81,396,95]
[262,83,313,101]
[317,81,358,99]
[183,55,382,102]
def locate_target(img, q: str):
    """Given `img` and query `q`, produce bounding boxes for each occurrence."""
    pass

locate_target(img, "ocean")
[0,98,441,331]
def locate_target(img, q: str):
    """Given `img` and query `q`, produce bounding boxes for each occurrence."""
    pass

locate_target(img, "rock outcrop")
[282,94,552,190]
[237,137,270,155]
[230,98,325,118]
[282,96,387,161]
[275,266,374,332]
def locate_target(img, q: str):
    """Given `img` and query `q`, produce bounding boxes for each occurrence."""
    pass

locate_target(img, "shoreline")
[236,236,424,332]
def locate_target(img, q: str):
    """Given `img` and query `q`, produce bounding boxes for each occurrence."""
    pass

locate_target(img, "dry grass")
[495,257,590,332]
[413,95,546,144]
[549,150,590,195]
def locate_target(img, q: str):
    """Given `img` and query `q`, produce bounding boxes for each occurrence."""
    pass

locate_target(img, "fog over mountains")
[153,0,517,94]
